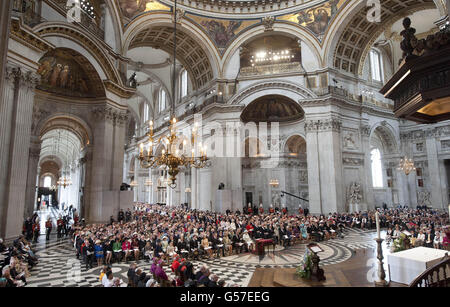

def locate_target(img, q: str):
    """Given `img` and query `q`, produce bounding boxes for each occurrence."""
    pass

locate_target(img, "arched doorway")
[240,95,306,211]
[38,128,83,216]
[369,124,399,207]
[282,135,309,210]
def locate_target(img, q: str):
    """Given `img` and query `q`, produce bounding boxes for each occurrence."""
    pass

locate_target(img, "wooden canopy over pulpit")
[380,18,450,123]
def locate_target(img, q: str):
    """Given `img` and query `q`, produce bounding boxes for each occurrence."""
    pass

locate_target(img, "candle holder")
[374,238,388,287]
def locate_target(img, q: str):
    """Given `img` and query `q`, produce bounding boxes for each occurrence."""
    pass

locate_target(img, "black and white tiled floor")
[26,228,382,287]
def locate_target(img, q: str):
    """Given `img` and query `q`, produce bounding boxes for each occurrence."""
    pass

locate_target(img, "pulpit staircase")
[409,253,450,287]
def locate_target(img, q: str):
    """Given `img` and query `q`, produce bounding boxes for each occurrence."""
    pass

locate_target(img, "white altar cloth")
[387,247,448,285]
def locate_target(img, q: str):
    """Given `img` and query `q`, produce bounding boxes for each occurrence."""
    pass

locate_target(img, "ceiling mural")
[187,14,259,51]
[120,0,349,52]
[119,0,170,21]
[37,49,104,98]
[278,0,345,40]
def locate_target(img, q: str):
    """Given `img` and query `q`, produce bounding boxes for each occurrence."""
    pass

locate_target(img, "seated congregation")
[71,203,450,287]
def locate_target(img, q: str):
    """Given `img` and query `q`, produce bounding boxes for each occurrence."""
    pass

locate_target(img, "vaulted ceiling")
[333,0,435,75]
[129,26,214,89]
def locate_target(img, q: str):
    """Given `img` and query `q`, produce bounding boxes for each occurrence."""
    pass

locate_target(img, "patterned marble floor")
[26,228,385,287]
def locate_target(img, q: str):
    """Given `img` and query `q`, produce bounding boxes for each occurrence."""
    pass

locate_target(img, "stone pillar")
[317,117,344,214]
[79,148,91,219]
[0,65,18,238]
[191,166,198,209]
[425,129,445,209]
[24,136,41,218]
[133,156,138,201]
[0,0,11,103]
[305,120,322,214]
[2,67,39,239]
[305,117,344,215]
[87,105,128,223]
[361,124,375,209]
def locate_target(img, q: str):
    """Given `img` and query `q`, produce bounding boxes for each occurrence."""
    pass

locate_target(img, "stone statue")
[128,72,137,88]
[348,182,362,211]
[399,18,417,62]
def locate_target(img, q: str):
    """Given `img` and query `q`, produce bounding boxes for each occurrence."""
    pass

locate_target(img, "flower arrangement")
[391,233,409,253]
[296,250,312,279]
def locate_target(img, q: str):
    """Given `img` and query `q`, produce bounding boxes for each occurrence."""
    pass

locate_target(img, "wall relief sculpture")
[417,190,431,207]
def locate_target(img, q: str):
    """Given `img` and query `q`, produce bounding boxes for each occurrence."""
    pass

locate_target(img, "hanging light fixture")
[397,156,416,175]
[138,0,210,188]
[269,179,279,188]
[57,169,72,189]
[145,179,153,187]
[130,180,139,188]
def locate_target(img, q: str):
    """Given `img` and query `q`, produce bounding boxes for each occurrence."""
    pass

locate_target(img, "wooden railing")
[409,253,450,287]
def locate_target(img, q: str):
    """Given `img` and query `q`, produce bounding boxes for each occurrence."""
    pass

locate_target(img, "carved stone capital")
[92,105,129,126]
[19,70,40,89]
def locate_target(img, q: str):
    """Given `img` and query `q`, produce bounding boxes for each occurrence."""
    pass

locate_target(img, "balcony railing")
[240,62,303,77]
[12,2,47,28]
[51,0,105,40]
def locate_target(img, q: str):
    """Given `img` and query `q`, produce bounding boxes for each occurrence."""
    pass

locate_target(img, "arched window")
[180,69,188,98]
[369,49,383,82]
[371,148,383,188]
[143,102,149,123]
[159,89,166,113]
[43,176,52,188]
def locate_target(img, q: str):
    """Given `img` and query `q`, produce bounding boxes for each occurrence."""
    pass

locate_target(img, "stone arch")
[122,12,220,89]
[35,22,122,85]
[37,114,93,149]
[104,0,124,53]
[222,23,323,77]
[324,0,437,75]
[369,121,399,154]
[283,134,307,157]
[229,80,317,107]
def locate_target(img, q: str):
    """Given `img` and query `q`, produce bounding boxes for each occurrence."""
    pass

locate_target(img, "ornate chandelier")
[57,175,72,189]
[139,118,209,188]
[145,179,153,187]
[269,179,279,187]
[138,0,209,188]
[130,180,139,187]
[397,156,416,175]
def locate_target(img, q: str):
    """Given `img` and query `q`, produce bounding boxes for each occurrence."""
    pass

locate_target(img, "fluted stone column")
[198,167,213,211]
[305,120,322,215]
[361,124,375,209]
[305,117,344,214]
[425,129,445,209]
[0,65,18,238]
[191,166,198,209]
[87,105,128,223]
[2,66,39,239]
[0,0,11,103]
[24,136,41,218]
